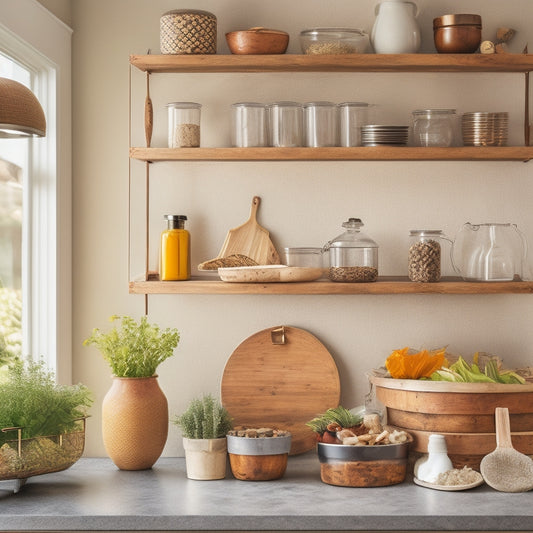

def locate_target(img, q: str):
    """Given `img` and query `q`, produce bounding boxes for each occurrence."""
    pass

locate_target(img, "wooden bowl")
[369,374,533,470]
[226,27,289,55]
[433,14,482,53]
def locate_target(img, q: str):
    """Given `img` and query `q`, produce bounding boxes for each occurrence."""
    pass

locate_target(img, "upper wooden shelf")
[129,277,533,295]
[130,146,533,162]
[130,53,533,74]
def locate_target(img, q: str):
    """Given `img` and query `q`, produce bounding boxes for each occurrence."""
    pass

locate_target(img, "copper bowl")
[226,27,289,55]
[433,14,482,54]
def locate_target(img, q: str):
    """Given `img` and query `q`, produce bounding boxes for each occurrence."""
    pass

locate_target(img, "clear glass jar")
[338,102,372,147]
[323,218,379,282]
[304,101,338,147]
[408,230,448,282]
[411,109,456,147]
[231,102,268,147]
[268,101,303,147]
[167,102,201,148]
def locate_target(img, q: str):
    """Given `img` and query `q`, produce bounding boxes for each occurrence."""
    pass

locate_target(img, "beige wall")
[69,0,533,457]
[37,0,71,26]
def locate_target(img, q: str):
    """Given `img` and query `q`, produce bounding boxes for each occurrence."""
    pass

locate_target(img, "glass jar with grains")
[167,102,201,148]
[408,230,451,282]
[323,218,379,282]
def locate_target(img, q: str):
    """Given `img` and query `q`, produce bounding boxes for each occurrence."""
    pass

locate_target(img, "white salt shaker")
[414,434,453,483]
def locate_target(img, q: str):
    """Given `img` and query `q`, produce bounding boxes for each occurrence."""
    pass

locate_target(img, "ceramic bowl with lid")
[433,14,482,53]
[226,27,289,54]
[300,28,369,55]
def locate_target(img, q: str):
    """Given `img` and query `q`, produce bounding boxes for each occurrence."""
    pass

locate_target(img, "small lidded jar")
[408,230,448,282]
[324,218,379,282]
[411,109,456,147]
[433,14,482,54]
[167,102,201,147]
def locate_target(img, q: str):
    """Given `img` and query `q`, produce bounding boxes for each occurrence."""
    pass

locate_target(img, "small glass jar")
[323,218,379,282]
[284,247,325,268]
[412,109,456,147]
[338,102,372,147]
[304,101,338,147]
[167,102,201,148]
[268,101,303,147]
[231,102,268,147]
[408,230,448,282]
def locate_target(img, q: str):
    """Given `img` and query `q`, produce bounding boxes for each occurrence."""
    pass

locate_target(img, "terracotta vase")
[102,375,168,470]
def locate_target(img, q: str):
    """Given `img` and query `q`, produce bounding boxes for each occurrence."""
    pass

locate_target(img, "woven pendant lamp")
[0,77,46,138]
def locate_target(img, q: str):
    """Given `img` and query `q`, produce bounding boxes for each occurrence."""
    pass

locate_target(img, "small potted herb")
[84,315,180,470]
[173,394,232,480]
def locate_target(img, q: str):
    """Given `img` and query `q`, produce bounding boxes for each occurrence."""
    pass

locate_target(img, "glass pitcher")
[451,223,529,281]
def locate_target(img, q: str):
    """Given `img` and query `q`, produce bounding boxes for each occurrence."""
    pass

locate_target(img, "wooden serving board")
[221,326,340,455]
[218,265,325,283]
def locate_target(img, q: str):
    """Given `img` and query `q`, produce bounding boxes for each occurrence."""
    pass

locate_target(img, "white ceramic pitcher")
[371,0,421,54]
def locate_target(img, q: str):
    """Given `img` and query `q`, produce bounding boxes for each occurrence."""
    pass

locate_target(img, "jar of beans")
[324,218,379,282]
[408,230,450,282]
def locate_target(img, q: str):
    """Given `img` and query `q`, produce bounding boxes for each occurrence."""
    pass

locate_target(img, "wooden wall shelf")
[130,53,533,74]
[130,146,533,162]
[129,277,533,295]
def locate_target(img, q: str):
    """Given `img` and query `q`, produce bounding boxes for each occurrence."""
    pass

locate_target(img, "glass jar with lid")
[408,230,450,282]
[323,218,379,282]
[304,101,338,147]
[338,102,373,147]
[231,102,268,147]
[268,101,303,147]
[167,102,201,147]
[411,109,456,147]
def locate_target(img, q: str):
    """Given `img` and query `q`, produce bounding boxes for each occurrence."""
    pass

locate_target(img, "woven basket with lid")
[160,9,217,54]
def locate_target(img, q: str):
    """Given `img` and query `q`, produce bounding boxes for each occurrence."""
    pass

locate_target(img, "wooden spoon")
[480,407,533,492]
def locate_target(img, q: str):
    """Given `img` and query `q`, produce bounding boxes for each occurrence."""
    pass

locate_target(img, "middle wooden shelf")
[129,277,533,295]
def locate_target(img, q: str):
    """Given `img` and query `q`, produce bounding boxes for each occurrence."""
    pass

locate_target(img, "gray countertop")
[0,454,531,531]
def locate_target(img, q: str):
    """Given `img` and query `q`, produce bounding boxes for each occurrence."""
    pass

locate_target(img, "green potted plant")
[0,358,92,488]
[84,315,179,471]
[173,394,232,480]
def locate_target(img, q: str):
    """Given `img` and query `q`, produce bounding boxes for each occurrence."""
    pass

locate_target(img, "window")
[0,1,72,382]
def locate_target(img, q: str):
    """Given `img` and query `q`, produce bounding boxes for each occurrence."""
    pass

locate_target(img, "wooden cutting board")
[217,196,280,265]
[221,326,341,455]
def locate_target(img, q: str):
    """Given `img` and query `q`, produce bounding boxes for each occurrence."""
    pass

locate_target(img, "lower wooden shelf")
[130,146,533,162]
[129,276,533,295]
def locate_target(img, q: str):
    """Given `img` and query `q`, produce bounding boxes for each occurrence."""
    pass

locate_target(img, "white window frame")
[0,0,72,383]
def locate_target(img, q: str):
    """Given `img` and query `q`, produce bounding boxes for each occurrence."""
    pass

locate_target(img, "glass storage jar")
[408,230,448,282]
[167,102,201,147]
[411,109,456,147]
[268,101,303,147]
[231,102,268,147]
[304,101,338,147]
[338,102,372,147]
[323,218,379,282]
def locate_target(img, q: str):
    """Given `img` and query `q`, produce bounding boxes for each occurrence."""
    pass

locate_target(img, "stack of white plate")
[462,112,508,146]
[361,125,409,146]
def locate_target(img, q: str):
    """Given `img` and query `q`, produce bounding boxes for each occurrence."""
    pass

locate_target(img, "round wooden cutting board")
[221,326,341,455]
